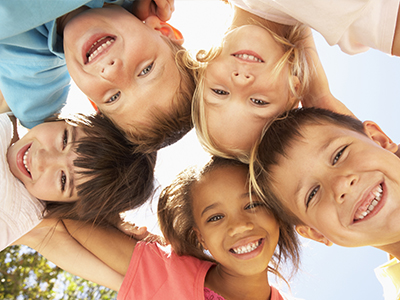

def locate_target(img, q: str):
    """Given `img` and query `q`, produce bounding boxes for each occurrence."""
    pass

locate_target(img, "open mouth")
[22,146,31,176]
[86,36,115,63]
[354,184,383,222]
[230,238,263,255]
[232,51,264,63]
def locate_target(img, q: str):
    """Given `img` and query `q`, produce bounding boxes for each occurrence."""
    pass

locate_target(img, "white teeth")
[233,53,263,62]
[87,38,115,63]
[354,184,383,221]
[23,148,30,174]
[231,239,261,255]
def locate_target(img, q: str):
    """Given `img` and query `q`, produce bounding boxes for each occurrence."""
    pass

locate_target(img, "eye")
[306,186,320,207]
[250,98,268,105]
[207,215,224,223]
[106,91,121,104]
[333,145,349,165]
[62,129,68,150]
[211,88,229,96]
[245,202,263,210]
[139,62,154,76]
[61,171,67,192]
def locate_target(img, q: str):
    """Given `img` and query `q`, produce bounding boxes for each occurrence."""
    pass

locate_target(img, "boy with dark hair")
[251,107,400,299]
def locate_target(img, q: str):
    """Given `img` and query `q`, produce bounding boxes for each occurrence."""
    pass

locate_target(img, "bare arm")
[13,218,124,291]
[301,28,357,118]
[392,5,400,56]
[63,219,138,276]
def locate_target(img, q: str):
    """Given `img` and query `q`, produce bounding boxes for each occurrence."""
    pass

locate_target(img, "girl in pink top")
[66,157,302,299]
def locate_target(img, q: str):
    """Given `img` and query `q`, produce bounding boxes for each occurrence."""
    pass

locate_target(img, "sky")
[63,1,400,299]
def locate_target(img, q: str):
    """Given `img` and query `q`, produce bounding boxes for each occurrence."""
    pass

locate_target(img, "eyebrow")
[201,203,218,217]
[68,126,77,198]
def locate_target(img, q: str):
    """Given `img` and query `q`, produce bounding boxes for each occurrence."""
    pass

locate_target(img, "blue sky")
[65,1,400,299]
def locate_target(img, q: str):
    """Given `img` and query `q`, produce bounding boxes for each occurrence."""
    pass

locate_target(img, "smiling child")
[250,107,400,299]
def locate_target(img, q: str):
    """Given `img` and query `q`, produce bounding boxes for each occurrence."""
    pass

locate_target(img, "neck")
[56,6,89,36]
[377,240,400,261]
[205,265,271,300]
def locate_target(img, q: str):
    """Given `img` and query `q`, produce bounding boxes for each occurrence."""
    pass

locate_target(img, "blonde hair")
[189,23,311,163]
[115,37,196,153]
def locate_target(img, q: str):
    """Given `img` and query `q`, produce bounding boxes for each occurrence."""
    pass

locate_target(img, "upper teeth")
[233,53,263,62]
[87,37,115,63]
[23,148,30,174]
[231,239,261,254]
[355,184,383,221]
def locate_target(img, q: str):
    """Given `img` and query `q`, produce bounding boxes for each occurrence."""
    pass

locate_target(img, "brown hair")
[45,114,157,226]
[120,37,196,153]
[250,107,366,224]
[189,22,311,162]
[158,156,301,280]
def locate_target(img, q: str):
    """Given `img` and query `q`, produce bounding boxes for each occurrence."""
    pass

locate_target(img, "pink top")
[204,286,286,300]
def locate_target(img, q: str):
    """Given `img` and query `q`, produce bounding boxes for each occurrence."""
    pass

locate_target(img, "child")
[1,111,156,290]
[250,107,400,299]
[65,157,302,299]
[0,1,195,151]
[189,2,352,162]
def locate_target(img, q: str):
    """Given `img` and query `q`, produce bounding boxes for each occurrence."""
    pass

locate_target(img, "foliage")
[0,245,117,300]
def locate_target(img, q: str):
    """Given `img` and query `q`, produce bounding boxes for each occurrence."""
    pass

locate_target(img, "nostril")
[350,179,355,186]
[110,60,115,66]
[233,72,239,76]
[341,194,345,199]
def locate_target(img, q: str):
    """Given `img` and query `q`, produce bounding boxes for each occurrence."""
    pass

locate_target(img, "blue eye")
[61,171,66,192]
[139,63,154,76]
[211,88,229,95]
[62,129,68,149]
[207,215,224,222]
[306,186,320,207]
[333,145,349,165]
[106,91,121,104]
[250,98,268,105]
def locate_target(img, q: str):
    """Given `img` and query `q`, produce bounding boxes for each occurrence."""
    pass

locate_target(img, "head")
[191,23,309,161]
[33,114,156,226]
[64,5,195,151]
[250,107,400,251]
[158,157,300,280]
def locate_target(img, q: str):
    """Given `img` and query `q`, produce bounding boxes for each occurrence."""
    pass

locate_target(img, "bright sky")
[64,1,400,299]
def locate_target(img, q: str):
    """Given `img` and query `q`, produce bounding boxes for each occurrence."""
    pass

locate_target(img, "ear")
[287,75,301,110]
[193,227,208,250]
[296,225,333,246]
[144,16,184,45]
[363,121,398,153]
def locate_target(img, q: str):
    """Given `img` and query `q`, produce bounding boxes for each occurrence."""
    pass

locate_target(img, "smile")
[23,146,31,175]
[354,184,383,221]
[230,239,262,254]
[232,52,264,63]
[86,36,115,63]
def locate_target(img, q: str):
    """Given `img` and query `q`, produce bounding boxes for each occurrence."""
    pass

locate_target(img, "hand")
[117,221,149,240]
[131,0,174,22]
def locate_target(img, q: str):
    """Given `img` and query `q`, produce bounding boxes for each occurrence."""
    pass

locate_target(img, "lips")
[230,238,263,254]
[231,50,264,63]
[83,34,116,64]
[353,184,383,222]
[16,143,32,179]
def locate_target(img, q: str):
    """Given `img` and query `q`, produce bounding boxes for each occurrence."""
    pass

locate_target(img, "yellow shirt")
[375,258,400,300]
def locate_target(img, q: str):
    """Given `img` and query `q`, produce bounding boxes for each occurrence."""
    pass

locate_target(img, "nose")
[36,148,75,173]
[100,58,123,83]
[331,173,358,204]
[231,69,254,86]
[227,215,254,237]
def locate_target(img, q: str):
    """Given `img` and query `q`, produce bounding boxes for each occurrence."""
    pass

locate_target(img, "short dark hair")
[250,107,366,225]
[45,114,157,226]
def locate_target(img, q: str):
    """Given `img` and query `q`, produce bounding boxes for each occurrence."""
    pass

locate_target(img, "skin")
[205,25,298,153]
[63,5,182,129]
[268,121,400,259]
[192,165,280,300]
[7,121,86,202]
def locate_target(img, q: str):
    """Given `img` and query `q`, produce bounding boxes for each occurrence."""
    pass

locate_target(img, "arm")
[13,218,124,291]
[301,28,357,118]
[130,0,174,22]
[0,90,10,114]
[63,219,138,276]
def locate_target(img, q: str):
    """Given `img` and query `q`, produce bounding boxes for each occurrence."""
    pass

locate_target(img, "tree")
[0,245,117,300]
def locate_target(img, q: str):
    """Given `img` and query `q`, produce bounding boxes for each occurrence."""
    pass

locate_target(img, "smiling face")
[203,25,298,153]
[269,122,400,248]
[7,121,86,201]
[192,165,279,277]
[63,5,181,129]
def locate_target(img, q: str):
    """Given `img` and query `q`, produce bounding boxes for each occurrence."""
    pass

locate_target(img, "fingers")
[154,0,174,21]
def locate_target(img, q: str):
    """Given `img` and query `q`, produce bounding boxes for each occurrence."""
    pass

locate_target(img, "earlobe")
[144,16,184,45]
[296,225,333,246]
[363,121,398,153]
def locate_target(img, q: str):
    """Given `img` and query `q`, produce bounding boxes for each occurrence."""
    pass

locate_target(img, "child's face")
[268,122,400,248]
[204,25,296,152]
[7,121,86,202]
[192,165,279,277]
[64,5,180,129]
